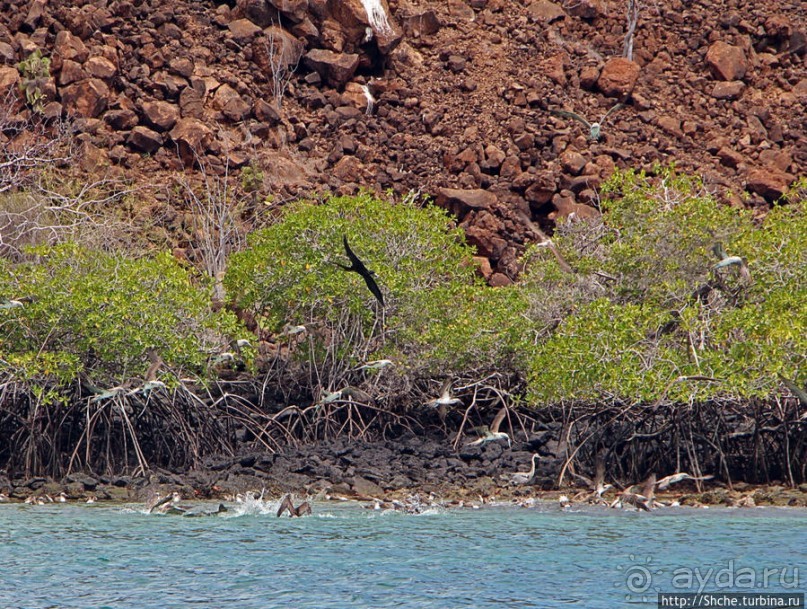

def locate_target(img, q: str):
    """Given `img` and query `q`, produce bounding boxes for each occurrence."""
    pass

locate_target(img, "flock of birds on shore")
[3,458,722,515]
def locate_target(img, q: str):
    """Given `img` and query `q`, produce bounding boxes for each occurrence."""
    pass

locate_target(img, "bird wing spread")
[550,109,592,128]
[489,406,508,434]
[341,236,384,306]
[277,494,293,517]
[601,102,625,124]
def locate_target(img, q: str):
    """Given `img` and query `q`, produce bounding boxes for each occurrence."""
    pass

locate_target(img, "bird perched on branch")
[276,494,312,517]
[333,235,384,307]
[319,386,374,406]
[356,359,394,371]
[128,349,167,396]
[467,406,511,448]
[711,243,751,281]
[549,102,624,141]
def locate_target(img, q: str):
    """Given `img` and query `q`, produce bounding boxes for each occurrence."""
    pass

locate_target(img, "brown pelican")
[467,406,511,448]
[549,102,624,141]
[127,380,166,397]
[506,453,539,485]
[146,491,182,514]
[609,473,656,511]
[591,458,614,500]
[614,490,652,512]
[655,472,713,490]
[712,243,751,281]
[641,473,657,509]
[144,348,163,381]
[0,295,34,309]
[333,235,384,307]
[276,494,312,517]
[0,297,30,309]
[558,495,571,510]
[574,457,614,503]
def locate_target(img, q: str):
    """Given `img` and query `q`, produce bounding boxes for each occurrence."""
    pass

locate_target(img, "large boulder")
[53,30,89,65]
[239,0,276,27]
[141,100,180,132]
[746,168,794,202]
[597,57,640,97]
[326,0,402,54]
[170,118,215,165]
[269,0,309,22]
[212,84,251,121]
[436,188,498,218]
[0,66,20,96]
[304,49,360,87]
[228,18,263,44]
[127,126,163,153]
[527,0,566,23]
[254,26,306,74]
[60,78,109,118]
[705,42,747,81]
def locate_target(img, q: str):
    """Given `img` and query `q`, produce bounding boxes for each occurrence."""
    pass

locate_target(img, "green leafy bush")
[17,49,51,112]
[523,169,806,406]
[225,192,526,383]
[0,243,235,382]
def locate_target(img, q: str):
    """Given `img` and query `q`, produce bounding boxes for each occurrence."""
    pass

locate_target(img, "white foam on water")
[359,0,393,36]
[225,495,278,518]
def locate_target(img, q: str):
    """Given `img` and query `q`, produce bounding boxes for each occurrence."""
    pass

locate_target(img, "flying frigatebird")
[333,235,384,307]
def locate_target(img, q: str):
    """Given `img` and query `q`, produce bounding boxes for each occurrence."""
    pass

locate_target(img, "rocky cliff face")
[0,0,804,278]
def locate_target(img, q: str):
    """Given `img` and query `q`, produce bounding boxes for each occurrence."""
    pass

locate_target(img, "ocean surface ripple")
[1,502,804,608]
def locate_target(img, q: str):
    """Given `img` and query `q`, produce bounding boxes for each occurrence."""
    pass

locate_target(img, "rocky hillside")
[0,0,804,279]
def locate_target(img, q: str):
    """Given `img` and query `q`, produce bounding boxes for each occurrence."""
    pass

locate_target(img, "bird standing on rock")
[333,235,385,307]
[506,453,540,485]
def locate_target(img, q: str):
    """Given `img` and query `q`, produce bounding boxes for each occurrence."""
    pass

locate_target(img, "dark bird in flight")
[333,235,384,307]
[276,494,312,517]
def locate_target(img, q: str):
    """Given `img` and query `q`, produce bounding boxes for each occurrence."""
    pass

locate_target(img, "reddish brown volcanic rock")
[0,0,803,279]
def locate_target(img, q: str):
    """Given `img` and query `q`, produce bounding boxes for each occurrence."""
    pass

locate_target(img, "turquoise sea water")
[1,500,804,608]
